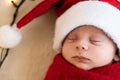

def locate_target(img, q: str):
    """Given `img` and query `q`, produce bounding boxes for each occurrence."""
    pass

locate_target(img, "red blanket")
[44,54,120,80]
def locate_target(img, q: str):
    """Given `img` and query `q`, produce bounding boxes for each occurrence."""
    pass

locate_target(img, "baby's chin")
[74,63,110,70]
[73,63,95,70]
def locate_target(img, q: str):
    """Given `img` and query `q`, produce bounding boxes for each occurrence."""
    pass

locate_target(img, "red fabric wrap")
[45,54,120,80]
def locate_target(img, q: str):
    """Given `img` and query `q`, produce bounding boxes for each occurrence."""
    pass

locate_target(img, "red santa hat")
[54,0,120,52]
[0,0,120,53]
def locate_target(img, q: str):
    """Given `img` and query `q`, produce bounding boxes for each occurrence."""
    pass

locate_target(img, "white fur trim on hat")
[0,24,22,48]
[53,1,120,52]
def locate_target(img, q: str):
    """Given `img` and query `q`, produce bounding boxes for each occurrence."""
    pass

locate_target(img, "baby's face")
[62,25,117,70]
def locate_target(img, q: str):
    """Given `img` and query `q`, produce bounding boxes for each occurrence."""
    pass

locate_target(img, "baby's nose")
[75,39,89,51]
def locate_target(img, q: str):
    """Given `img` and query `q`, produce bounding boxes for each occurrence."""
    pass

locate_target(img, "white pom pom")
[0,24,22,48]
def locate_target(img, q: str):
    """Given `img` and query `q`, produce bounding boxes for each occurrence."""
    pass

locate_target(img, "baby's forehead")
[68,25,105,35]
[67,25,115,42]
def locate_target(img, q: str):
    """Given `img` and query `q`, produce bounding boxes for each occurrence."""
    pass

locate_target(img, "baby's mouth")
[72,56,90,63]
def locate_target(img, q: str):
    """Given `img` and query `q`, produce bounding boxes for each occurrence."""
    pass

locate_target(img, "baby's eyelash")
[67,37,77,40]
[66,37,78,42]
[90,39,102,42]
[90,39,103,45]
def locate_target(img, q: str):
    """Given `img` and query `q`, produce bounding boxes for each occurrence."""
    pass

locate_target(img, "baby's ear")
[113,55,120,62]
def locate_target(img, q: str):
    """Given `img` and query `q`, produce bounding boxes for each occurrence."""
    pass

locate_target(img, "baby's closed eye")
[66,36,78,42]
[90,38,103,45]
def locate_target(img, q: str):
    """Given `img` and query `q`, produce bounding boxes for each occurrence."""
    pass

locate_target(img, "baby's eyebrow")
[68,33,78,38]
[90,34,106,40]
[67,33,75,37]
